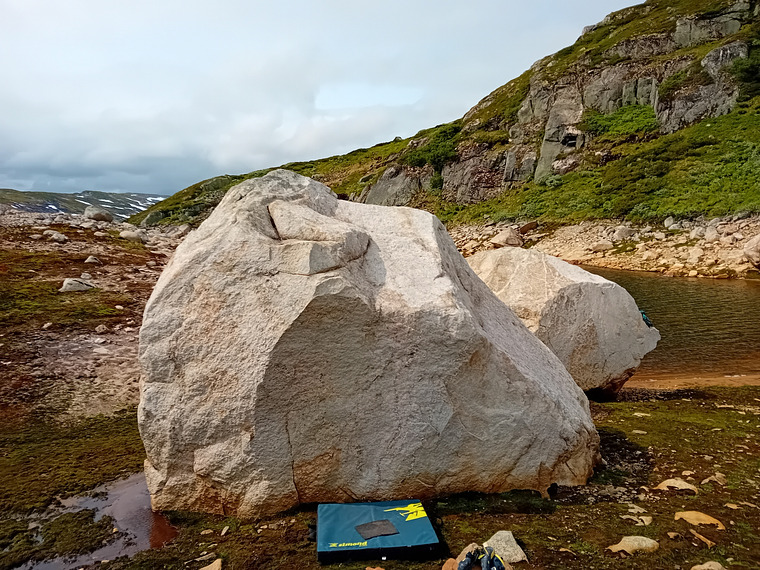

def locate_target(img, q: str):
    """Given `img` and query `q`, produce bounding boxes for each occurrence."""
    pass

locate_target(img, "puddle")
[23,472,177,569]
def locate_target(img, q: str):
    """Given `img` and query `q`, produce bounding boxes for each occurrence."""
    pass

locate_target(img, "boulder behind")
[467,248,660,394]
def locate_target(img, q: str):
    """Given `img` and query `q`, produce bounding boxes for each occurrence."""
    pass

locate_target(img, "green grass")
[401,121,462,173]
[437,97,760,225]
[463,69,533,129]
[0,249,134,331]
[579,105,660,138]
[282,136,410,195]
[0,409,145,513]
[128,171,272,226]
[539,0,736,81]
[658,62,714,101]
[732,23,760,101]
[0,510,116,569]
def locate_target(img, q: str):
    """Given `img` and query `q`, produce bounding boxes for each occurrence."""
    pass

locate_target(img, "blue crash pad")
[317,499,440,563]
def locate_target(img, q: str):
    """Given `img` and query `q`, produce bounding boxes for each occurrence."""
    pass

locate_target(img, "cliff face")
[359,0,757,207]
[132,0,760,227]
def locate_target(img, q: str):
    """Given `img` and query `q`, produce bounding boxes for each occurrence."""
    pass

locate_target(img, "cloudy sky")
[0,0,634,196]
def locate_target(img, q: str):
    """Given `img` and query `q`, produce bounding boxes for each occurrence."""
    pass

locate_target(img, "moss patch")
[40,509,115,556]
[0,247,139,332]
[0,409,145,513]
[0,510,116,569]
[579,105,660,138]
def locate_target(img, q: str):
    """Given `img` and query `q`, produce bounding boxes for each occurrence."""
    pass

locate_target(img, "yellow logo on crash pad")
[384,502,427,521]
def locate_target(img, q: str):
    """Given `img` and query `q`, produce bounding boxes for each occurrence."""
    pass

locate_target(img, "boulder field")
[467,248,660,394]
[138,170,600,518]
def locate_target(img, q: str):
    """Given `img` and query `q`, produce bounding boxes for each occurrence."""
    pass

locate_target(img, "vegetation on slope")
[433,97,760,225]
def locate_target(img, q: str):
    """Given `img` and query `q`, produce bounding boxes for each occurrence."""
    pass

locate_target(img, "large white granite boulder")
[467,248,660,394]
[138,170,599,518]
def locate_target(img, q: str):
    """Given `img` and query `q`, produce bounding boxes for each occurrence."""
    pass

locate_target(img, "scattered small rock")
[59,278,95,292]
[455,543,481,564]
[675,511,725,530]
[484,530,527,563]
[48,231,68,243]
[689,529,716,548]
[691,562,726,570]
[701,472,726,486]
[590,240,614,252]
[654,478,698,494]
[120,230,145,243]
[490,227,523,248]
[606,536,659,555]
[199,558,222,570]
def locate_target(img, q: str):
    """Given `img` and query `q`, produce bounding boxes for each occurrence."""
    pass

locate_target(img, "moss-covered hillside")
[131,0,760,228]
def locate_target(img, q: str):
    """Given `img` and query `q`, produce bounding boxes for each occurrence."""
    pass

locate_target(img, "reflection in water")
[586,267,760,380]
[25,473,176,570]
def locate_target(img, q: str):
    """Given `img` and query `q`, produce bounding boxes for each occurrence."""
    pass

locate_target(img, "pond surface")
[23,473,176,570]
[586,267,760,387]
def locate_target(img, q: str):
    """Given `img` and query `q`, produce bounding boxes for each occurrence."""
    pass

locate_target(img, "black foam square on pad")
[355,519,399,540]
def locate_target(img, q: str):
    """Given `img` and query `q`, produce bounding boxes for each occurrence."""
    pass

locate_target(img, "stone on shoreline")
[138,170,600,518]
[744,234,760,268]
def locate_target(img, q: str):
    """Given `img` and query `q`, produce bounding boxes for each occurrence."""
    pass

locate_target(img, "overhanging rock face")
[138,170,600,518]
[467,247,660,394]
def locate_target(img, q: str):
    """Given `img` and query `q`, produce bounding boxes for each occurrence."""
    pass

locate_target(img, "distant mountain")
[0,189,166,221]
[133,0,760,228]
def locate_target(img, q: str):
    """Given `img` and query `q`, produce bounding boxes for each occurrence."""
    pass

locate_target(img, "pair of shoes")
[479,546,507,570]
[457,548,482,570]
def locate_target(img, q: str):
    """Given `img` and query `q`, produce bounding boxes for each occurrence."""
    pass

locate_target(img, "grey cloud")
[0,0,634,195]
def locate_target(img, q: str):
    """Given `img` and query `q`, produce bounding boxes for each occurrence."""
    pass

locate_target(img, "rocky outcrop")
[442,151,506,203]
[467,248,660,393]
[657,42,748,133]
[674,0,750,48]
[377,3,753,198]
[534,85,585,180]
[362,165,430,206]
[138,170,599,518]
